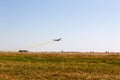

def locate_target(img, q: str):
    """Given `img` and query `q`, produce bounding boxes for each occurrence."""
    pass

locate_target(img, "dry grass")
[0,52,120,80]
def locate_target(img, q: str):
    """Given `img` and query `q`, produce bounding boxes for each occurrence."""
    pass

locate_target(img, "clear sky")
[0,0,120,52]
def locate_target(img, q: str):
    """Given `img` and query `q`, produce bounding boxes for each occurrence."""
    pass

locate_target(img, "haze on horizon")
[0,0,120,52]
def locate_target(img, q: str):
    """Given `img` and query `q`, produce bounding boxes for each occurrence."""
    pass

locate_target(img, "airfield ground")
[0,52,120,80]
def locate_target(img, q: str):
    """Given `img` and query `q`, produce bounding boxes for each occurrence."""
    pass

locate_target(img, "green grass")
[0,52,120,80]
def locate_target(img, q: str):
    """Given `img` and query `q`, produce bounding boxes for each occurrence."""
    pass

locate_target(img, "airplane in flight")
[53,38,62,41]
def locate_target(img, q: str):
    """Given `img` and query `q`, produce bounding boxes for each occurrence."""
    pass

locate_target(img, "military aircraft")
[53,38,62,41]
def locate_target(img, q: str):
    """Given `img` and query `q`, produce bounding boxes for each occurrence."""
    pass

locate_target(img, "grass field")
[0,52,120,80]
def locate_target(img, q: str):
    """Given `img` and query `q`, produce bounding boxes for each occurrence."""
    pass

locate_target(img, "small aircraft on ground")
[53,38,62,41]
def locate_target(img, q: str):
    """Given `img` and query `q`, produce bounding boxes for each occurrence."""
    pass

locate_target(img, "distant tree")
[90,51,94,53]
[105,51,109,53]
[61,50,64,53]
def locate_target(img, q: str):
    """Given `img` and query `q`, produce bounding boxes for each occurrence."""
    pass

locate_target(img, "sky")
[0,0,120,52]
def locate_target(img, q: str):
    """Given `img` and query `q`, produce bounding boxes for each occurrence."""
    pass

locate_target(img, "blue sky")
[0,0,120,52]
